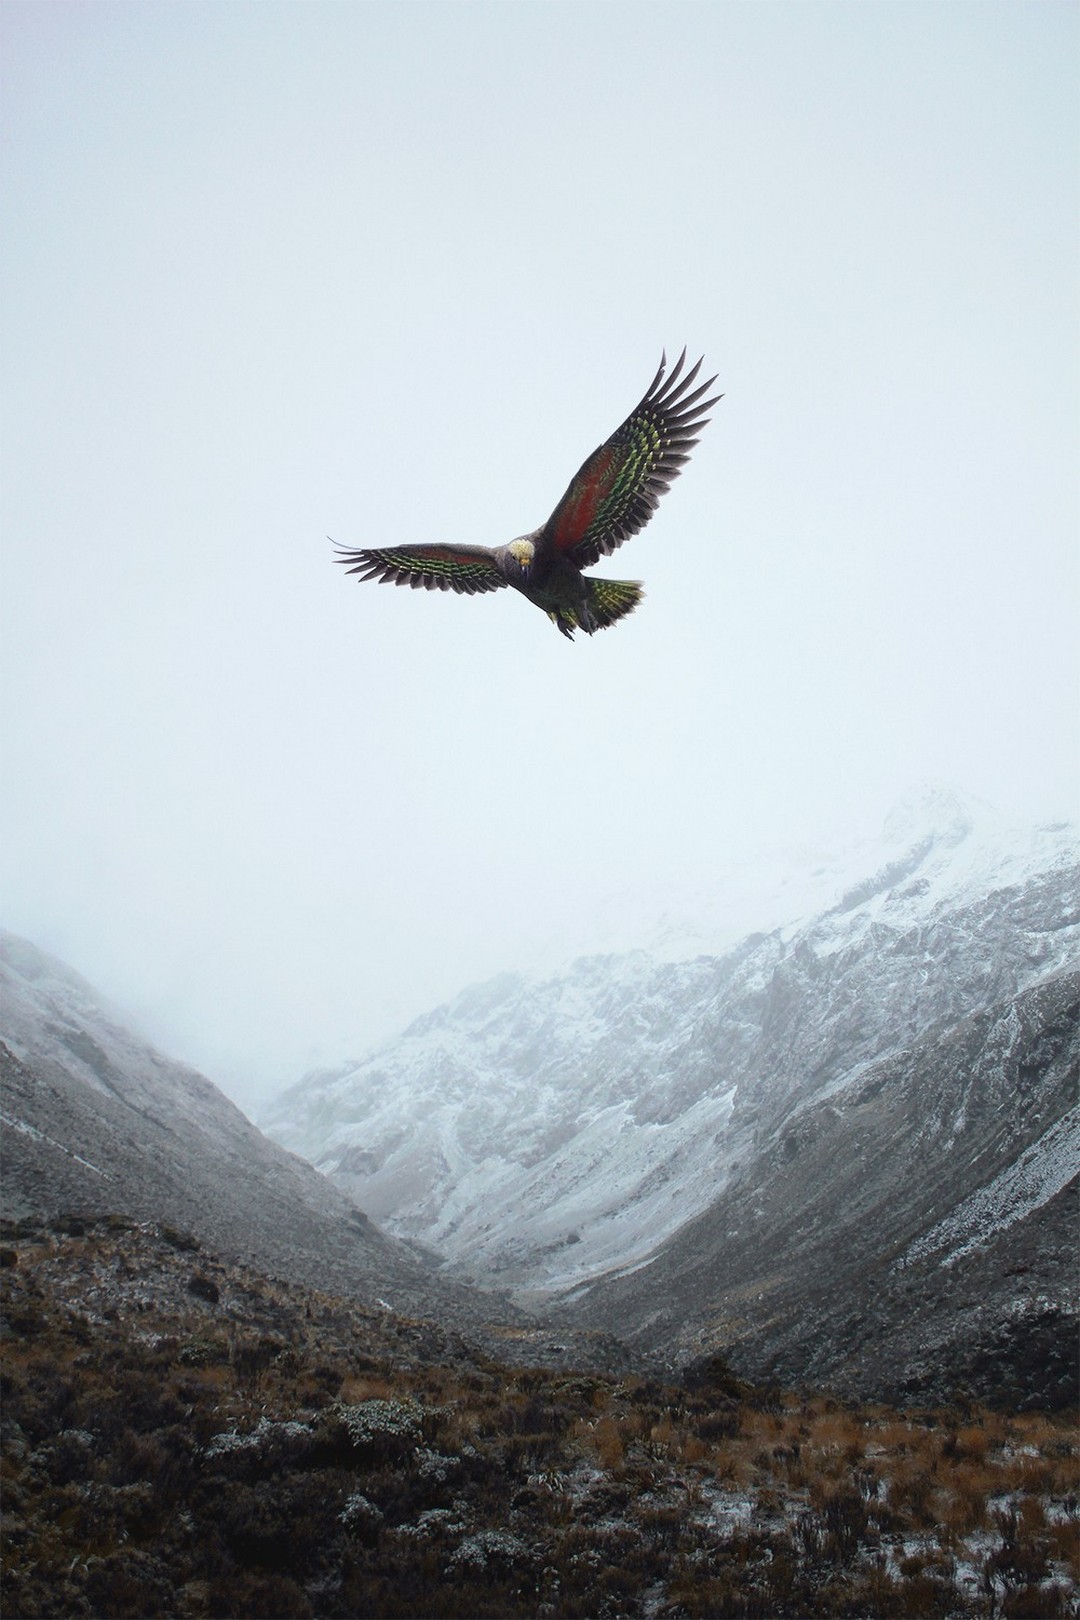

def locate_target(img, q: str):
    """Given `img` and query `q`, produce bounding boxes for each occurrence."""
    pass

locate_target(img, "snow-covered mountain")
[263,788,1077,1289]
[0,931,519,1328]
[506,783,1076,971]
[562,967,1078,1405]
[263,788,1079,1400]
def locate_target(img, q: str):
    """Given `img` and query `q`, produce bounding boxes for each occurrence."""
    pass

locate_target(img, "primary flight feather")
[333,349,721,639]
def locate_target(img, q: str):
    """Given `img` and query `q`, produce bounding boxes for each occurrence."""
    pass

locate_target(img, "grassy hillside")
[1,1219,1076,1618]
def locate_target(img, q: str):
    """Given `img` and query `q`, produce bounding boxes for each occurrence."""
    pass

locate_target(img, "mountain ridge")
[0,931,521,1332]
[263,791,1079,1401]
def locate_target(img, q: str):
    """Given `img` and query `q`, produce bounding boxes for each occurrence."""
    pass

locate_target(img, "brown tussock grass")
[678,1432,711,1467]
[712,1446,754,1488]
[873,1419,920,1453]
[337,1372,394,1403]
[577,1414,626,1471]
[1046,1519,1080,1581]
[883,1457,940,1526]
[807,1409,865,1451]
[935,1461,1003,1536]
[737,1408,787,1447]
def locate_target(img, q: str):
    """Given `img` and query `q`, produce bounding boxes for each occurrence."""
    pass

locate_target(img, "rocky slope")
[558,967,1079,1408]
[264,789,1080,1401]
[0,932,520,1330]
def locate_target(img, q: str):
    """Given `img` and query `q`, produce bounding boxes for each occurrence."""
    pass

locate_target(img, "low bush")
[2,1224,1076,1620]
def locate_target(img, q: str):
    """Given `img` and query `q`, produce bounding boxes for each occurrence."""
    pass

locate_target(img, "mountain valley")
[0,932,519,1338]
[2,789,1078,1617]
[263,789,1080,1405]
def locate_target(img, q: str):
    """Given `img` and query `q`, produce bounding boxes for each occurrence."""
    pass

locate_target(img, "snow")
[262,788,1080,1297]
[0,1109,114,1180]
[897,1109,1080,1269]
[0,932,250,1141]
[512,784,1078,973]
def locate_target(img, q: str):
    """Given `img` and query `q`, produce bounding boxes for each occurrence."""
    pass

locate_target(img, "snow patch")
[897,1109,1080,1269]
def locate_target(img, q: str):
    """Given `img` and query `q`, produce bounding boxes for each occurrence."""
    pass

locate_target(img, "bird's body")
[334,350,720,638]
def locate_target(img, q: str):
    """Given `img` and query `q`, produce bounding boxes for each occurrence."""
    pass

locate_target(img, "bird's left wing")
[543,350,721,568]
[333,543,507,595]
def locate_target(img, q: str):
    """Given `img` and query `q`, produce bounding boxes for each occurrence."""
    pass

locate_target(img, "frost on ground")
[4,1219,1078,1620]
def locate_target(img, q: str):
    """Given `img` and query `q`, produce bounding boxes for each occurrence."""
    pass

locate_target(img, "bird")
[333,349,721,639]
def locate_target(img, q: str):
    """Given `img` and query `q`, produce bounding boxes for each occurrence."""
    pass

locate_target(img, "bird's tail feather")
[586,577,644,630]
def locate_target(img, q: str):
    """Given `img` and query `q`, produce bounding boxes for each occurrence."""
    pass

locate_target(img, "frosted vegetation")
[2,1219,1077,1619]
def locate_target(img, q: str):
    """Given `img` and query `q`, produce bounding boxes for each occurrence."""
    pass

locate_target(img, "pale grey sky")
[2,1,1077,1108]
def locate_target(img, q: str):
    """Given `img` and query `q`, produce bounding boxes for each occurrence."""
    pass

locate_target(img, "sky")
[1,1,1077,1111]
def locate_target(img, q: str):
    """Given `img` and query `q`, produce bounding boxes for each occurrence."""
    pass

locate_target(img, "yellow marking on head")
[508,539,535,566]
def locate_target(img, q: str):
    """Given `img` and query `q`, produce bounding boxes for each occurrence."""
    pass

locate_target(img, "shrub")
[187,1272,220,1305]
[448,1529,532,1578]
[821,1486,868,1563]
[324,1397,424,1466]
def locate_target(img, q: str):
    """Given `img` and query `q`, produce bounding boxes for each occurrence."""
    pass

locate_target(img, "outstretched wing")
[332,542,507,595]
[543,350,721,568]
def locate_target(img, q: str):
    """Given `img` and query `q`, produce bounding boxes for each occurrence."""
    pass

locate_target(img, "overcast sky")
[2,1,1077,1109]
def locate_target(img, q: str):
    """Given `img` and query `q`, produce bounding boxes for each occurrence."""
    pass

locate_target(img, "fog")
[2,1,1077,1109]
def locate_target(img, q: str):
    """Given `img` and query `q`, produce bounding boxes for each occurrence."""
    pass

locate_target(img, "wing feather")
[332,542,507,596]
[544,349,721,567]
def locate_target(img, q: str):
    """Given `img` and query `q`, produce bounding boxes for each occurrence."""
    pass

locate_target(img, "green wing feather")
[333,543,507,595]
[544,350,720,569]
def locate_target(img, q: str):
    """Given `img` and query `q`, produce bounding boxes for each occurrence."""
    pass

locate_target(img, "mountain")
[0,931,520,1331]
[558,967,1078,1408]
[263,789,1080,1403]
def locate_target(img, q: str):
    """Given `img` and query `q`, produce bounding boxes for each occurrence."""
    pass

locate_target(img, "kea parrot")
[333,349,720,639]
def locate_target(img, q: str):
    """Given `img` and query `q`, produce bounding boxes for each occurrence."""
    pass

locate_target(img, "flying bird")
[333,349,720,639]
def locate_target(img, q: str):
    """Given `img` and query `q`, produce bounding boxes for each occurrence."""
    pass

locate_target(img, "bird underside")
[539,576,644,640]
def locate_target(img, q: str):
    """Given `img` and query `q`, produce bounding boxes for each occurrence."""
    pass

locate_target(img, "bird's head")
[506,537,536,579]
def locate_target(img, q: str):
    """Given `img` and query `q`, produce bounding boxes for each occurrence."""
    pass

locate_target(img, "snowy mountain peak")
[499,788,1077,980]
[880,781,981,848]
[263,799,1079,1313]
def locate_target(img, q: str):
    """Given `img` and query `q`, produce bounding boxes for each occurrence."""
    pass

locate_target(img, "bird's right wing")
[333,543,508,595]
[543,350,720,569]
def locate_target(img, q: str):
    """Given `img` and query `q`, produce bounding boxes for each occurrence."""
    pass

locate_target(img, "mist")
[2,1,1077,1110]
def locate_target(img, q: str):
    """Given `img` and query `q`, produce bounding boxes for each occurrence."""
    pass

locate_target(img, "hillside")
[0,932,513,1332]
[2,1219,1076,1619]
[557,967,1078,1408]
[263,790,1079,1402]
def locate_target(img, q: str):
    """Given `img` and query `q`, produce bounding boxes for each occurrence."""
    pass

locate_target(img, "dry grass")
[337,1371,395,1403]
[2,1221,1077,1620]
[574,1412,626,1470]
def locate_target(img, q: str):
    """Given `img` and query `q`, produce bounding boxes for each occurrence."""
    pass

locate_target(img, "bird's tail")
[547,577,644,637]
[585,576,644,631]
